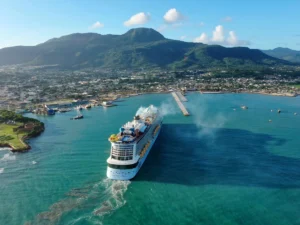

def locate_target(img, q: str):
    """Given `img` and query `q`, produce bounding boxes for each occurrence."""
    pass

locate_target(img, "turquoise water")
[1,93,300,225]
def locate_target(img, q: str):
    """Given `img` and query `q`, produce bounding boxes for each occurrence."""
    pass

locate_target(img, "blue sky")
[0,0,299,50]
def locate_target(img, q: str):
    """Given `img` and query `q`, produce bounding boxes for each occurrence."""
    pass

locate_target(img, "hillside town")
[0,65,300,111]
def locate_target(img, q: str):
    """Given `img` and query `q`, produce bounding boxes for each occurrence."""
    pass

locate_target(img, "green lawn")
[43,98,73,105]
[288,84,300,89]
[0,123,28,150]
[294,84,300,89]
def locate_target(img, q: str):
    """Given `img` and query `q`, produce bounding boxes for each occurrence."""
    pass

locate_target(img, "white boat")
[75,105,83,110]
[102,101,115,107]
[84,104,92,109]
[106,105,162,180]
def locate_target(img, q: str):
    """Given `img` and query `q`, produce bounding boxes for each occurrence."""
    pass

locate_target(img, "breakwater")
[171,92,190,116]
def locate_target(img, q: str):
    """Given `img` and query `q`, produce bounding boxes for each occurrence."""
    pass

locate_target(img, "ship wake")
[27,178,130,225]
[93,178,130,216]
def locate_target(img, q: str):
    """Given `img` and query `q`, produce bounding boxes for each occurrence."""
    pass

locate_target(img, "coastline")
[0,127,44,153]
[253,91,298,97]
[0,110,45,153]
[3,90,296,152]
[136,90,299,98]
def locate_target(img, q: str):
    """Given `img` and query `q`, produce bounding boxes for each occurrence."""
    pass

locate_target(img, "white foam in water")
[32,161,37,165]
[93,178,131,216]
[31,178,131,224]
[0,153,16,161]
[0,147,12,151]
[0,168,4,174]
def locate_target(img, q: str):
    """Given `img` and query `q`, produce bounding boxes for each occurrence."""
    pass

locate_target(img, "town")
[0,64,300,111]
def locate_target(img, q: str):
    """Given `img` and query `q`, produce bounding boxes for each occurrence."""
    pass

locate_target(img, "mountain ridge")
[0,28,291,69]
[263,47,300,63]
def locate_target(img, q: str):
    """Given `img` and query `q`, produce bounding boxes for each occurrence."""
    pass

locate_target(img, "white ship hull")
[107,125,161,180]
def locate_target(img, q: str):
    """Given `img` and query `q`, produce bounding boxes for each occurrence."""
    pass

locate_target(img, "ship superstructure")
[106,105,162,180]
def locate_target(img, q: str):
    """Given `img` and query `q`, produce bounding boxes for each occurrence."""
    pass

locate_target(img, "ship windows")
[111,145,133,161]
[108,162,138,169]
[111,155,133,161]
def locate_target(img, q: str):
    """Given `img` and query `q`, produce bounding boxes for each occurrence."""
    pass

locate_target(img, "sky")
[0,0,300,50]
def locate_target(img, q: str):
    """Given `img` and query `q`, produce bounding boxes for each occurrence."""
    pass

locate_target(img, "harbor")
[1,92,300,225]
[171,92,190,116]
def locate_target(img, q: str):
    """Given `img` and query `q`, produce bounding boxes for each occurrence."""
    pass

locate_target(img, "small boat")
[269,119,272,122]
[75,106,83,111]
[241,105,248,110]
[71,114,83,120]
[102,101,115,107]
[59,108,71,113]
[294,113,297,115]
[277,109,281,114]
[85,104,92,109]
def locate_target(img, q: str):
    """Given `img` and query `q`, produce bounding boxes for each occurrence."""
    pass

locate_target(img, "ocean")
[0,93,300,225]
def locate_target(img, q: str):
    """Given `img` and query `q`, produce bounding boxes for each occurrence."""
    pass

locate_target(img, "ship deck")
[113,124,151,144]
[107,157,138,165]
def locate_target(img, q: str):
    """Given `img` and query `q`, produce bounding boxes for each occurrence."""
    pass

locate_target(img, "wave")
[0,153,16,161]
[0,147,12,151]
[32,161,37,165]
[0,168,4,174]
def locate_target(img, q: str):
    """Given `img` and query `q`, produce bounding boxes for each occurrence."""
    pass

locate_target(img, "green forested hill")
[263,47,300,63]
[0,28,289,69]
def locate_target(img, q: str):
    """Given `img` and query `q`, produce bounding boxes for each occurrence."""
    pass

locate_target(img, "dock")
[171,92,190,116]
[176,92,188,102]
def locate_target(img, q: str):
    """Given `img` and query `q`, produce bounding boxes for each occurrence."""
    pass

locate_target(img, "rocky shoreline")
[0,110,45,153]
[0,125,44,152]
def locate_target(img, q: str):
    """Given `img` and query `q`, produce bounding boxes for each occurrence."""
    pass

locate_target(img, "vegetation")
[0,123,27,150]
[289,84,300,89]
[263,47,300,63]
[0,28,290,69]
[0,110,44,151]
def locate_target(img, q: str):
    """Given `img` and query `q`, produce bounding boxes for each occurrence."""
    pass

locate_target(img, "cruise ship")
[107,105,162,180]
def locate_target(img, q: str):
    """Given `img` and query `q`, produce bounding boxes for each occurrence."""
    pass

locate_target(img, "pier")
[171,92,190,116]
[176,92,188,102]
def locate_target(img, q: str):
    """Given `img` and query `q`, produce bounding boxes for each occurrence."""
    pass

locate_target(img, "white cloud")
[227,31,238,45]
[193,33,209,44]
[223,16,232,22]
[163,8,184,23]
[124,12,150,27]
[212,25,225,42]
[180,35,187,40]
[193,25,250,46]
[89,21,104,29]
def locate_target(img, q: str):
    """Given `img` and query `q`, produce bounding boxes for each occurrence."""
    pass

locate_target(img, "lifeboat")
[153,125,160,136]
[109,134,119,142]
[140,141,150,157]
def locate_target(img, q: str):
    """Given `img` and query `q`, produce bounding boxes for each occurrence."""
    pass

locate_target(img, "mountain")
[0,28,290,69]
[263,47,300,63]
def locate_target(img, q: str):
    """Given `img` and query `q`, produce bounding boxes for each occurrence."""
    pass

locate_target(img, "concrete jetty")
[171,92,190,116]
[176,92,188,102]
